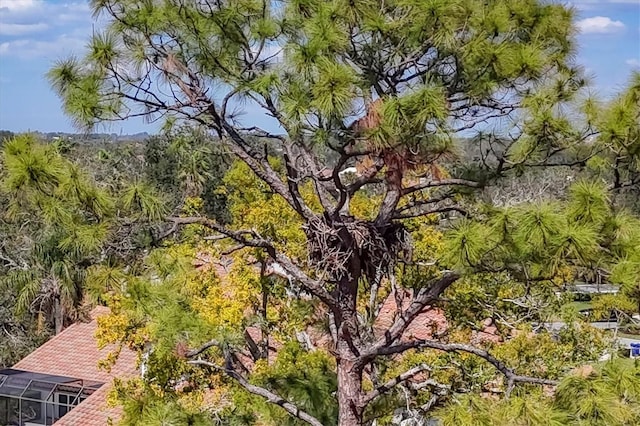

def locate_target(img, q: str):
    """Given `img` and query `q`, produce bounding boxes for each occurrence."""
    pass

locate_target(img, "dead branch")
[401,178,482,196]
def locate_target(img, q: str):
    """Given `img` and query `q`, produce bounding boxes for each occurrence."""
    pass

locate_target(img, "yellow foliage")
[192,259,258,330]
[552,264,575,286]
[182,196,204,215]
[407,218,445,262]
[95,304,149,351]
[349,191,381,220]
[224,161,309,259]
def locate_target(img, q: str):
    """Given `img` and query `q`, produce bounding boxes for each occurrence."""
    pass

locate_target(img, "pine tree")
[49,1,639,424]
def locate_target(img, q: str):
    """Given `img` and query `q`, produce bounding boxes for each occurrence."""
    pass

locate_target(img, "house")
[0,307,138,426]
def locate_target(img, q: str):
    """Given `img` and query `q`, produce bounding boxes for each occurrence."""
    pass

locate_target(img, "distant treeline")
[0,130,150,143]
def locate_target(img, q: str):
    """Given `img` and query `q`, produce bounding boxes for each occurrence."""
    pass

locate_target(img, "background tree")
[144,124,231,222]
[0,130,14,145]
[50,0,639,425]
[0,134,168,335]
[0,276,48,367]
[0,135,113,333]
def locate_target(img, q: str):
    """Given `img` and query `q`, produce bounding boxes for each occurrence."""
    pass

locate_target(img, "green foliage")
[568,181,610,225]
[144,126,230,222]
[41,0,640,424]
[227,342,338,425]
[435,359,640,426]
[0,134,172,335]
[554,360,640,425]
[121,181,167,222]
[443,220,493,269]
[111,378,213,426]
[0,287,49,367]
[441,180,634,286]
[591,294,636,321]
[0,135,116,330]
[436,392,569,426]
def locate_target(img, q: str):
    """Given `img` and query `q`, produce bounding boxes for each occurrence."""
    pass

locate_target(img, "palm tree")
[1,135,112,333]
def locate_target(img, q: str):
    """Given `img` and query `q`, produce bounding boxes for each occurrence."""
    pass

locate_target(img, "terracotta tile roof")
[471,318,502,345]
[53,385,122,426]
[13,306,138,425]
[374,288,448,341]
[14,306,138,382]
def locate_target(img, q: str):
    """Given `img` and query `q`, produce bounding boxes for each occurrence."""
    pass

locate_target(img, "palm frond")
[121,181,168,221]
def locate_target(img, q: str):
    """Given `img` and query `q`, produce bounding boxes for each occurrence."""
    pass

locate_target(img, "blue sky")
[0,0,638,135]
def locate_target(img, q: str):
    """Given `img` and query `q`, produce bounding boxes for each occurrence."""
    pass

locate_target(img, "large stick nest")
[304,217,411,284]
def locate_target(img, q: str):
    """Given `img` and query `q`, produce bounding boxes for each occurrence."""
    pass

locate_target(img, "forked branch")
[361,363,432,405]
[369,272,460,352]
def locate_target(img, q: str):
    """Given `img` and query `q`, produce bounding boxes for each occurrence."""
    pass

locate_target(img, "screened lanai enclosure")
[0,369,102,425]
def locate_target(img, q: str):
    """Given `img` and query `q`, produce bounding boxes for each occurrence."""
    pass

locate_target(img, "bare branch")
[395,192,455,213]
[392,206,469,220]
[0,247,25,269]
[167,216,265,247]
[346,160,384,195]
[188,360,324,426]
[368,272,460,353]
[185,339,220,358]
[401,178,482,196]
[370,339,557,394]
[362,363,431,405]
[219,130,317,223]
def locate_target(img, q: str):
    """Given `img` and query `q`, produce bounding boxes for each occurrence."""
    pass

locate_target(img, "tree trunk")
[53,296,63,334]
[332,226,366,425]
[337,350,364,425]
[334,279,365,425]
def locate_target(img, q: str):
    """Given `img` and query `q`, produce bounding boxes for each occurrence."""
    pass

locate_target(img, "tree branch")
[369,339,557,396]
[218,129,317,223]
[188,359,324,426]
[185,339,220,357]
[361,363,431,405]
[394,192,455,215]
[392,206,469,220]
[166,217,336,305]
[367,272,460,353]
[401,178,482,196]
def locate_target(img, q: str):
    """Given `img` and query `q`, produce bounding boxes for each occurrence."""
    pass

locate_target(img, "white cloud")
[627,59,640,68]
[0,1,92,59]
[576,16,626,34]
[0,0,37,11]
[569,0,640,10]
[0,22,47,35]
[0,34,85,59]
[0,1,89,29]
